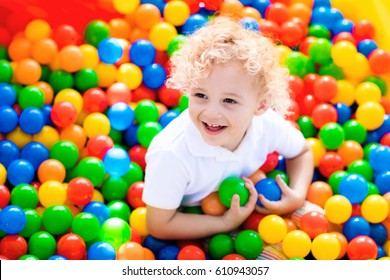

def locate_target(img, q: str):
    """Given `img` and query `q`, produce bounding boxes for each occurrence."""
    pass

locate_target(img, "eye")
[194,93,207,99]
[223,98,237,104]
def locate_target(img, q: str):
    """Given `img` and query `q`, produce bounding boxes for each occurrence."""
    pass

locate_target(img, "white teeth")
[207,123,221,128]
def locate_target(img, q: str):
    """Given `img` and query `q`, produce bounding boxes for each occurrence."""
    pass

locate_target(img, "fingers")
[275,175,291,194]
[258,193,280,211]
[229,194,240,210]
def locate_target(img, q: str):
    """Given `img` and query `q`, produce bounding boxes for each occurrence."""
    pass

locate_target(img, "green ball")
[49,70,74,93]
[208,233,235,260]
[40,64,51,82]
[179,94,189,112]
[20,209,42,238]
[267,170,289,185]
[347,159,373,181]
[84,20,110,47]
[297,116,317,138]
[319,122,345,150]
[367,182,380,196]
[72,212,101,242]
[75,68,98,92]
[234,230,263,259]
[19,254,40,260]
[137,121,163,148]
[167,35,186,57]
[28,231,57,260]
[0,46,8,60]
[122,162,144,186]
[109,128,123,144]
[101,176,128,202]
[328,170,349,194]
[284,51,312,78]
[364,76,387,96]
[343,120,367,144]
[11,184,38,209]
[363,142,381,161]
[218,177,249,208]
[318,62,344,80]
[308,24,330,39]
[18,85,44,109]
[76,157,106,186]
[135,100,159,124]
[107,200,131,221]
[308,38,332,65]
[50,140,79,169]
[100,217,131,250]
[0,60,13,83]
[42,205,73,235]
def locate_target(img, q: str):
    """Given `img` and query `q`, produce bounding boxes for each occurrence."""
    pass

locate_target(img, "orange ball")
[383,192,390,219]
[60,124,87,151]
[109,18,131,39]
[143,248,155,260]
[58,45,83,73]
[329,231,348,259]
[242,7,262,21]
[201,192,228,216]
[306,181,333,208]
[14,58,42,85]
[248,169,266,184]
[37,159,66,183]
[133,4,161,30]
[117,242,145,260]
[288,2,312,24]
[31,38,58,64]
[284,218,298,232]
[8,37,32,62]
[34,81,54,105]
[220,0,244,19]
[337,140,364,166]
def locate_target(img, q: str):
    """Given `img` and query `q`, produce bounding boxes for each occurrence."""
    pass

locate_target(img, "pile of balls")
[0,0,390,260]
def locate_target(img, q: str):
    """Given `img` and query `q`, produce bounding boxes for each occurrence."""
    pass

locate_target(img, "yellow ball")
[25,19,52,41]
[331,41,357,67]
[116,63,142,90]
[355,82,382,105]
[306,137,326,167]
[355,101,385,130]
[343,53,370,81]
[164,1,191,26]
[113,0,140,14]
[311,233,340,260]
[91,189,105,203]
[38,180,67,208]
[5,126,32,149]
[96,63,118,88]
[331,80,355,106]
[149,22,178,51]
[129,207,149,237]
[54,88,83,115]
[32,125,60,150]
[83,112,111,138]
[277,45,293,65]
[361,194,389,223]
[79,44,99,69]
[0,163,6,184]
[324,195,352,224]
[258,214,287,244]
[282,230,311,259]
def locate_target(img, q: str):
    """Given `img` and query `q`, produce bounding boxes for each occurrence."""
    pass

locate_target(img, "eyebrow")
[194,87,243,99]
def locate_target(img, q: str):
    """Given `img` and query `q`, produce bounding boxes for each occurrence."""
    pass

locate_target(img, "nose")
[203,100,222,121]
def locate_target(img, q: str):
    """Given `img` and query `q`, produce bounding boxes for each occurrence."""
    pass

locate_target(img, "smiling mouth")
[202,122,227,134]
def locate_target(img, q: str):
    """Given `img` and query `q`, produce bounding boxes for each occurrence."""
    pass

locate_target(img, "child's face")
[188,61,264,151]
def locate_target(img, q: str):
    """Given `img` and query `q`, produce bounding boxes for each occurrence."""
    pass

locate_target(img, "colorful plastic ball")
[337,140,364,166]
[149,22,178,51]
[67,177,94,206]
[47,255,68,260]
[222,253,246,260]
[48,69,74,93]
[117,241,145,260]
[100,217,131,250]
[167,34,186,57]
[254,178,281,207]
[218,177,249,208]
[58,45,84,73]
[87,241,116,260]
[343,216,371,242]
[0,83,17,106]
[20,142,49,171]
[234,230,263,260]
[334,103,351,125]
[361,194,389,223]
[319,122,345,150]
[107,102,134,131]
[368,49,390,75]
[306,138,326,167]
[7,159,35,186]
[129,39,156,67]
[107,200,131,221]
[37,159,66,183]
[347,236,378,260]
[83,20,110,48]
[0,235,28,260]
[10,183,38,209]
[113,0,140,14]
[201,191,227,216]
[101,176,128,202]
[50,101,77,128]
[311,103,338,129]
[338,173,369,204]
[356,101,385,130]
[324,194,352,224]
[0,183,10,208]
[83,112,111,138]
[74,68,98,92]
[159,109,180,128]
[52,24,79,48]
[142,63,166,90]
[311,233,340,260]
[0,61,12,83]
[42,204,72,235]
[14,58,42,85]
[143,235,172,256]
[134,100,159,124]
[177,245,206,260]
[368,145,390,173]
[129,207,148,237]
[306,181,333,208]
[164,0,190,26]
[56,233,86,260]
[181,14,208,36]
[208,233,235,260]
[299,211,329,239]
[98,38,123,64]
[136,121,162,148]
[357,39,378,58]
[103,147,131,177]
[343,119,367,144]
[38,180,67,208]
[83,87,108,113]
[18,254,39,260]
[126,182,146,209]
[19,209,41,238]
[82,201,110,225]
[0,205,26,234]
[297,116,317,138]
[76,157,106,187]
[258,214,287,244]
[28,231,57,260]
[157,245,180,260]
[318,151,345,178]
[49,140,79,169]
[71,212,100,242]
[18,85,44,109]
[0,106,18,134]
[86,135,114,159]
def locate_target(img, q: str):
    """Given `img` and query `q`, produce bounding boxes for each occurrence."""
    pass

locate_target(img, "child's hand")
[221,177,258,231]
[255,175,305,215]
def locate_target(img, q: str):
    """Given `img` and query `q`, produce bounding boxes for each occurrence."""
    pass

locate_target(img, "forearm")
[285,142,314,200]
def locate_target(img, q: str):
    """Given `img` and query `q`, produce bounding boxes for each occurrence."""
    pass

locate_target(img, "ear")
[254,101,267,116]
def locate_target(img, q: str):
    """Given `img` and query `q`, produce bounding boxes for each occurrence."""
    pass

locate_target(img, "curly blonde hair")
[166,16,292,116]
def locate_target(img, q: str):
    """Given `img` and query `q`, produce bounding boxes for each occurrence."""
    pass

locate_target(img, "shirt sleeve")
[142,148,189,210]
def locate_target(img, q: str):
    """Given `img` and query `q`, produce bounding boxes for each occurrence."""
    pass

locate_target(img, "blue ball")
[124,124,140,147]
[369,223,388,245]
[343,216,371,242]
[377,245,387,259]
[254,178,281,207]
[143,235,172,256]
[0,83,17,106]
[159,109,180,128]
[182,14,208,36]
[141,0,165,13]
[19,107,45,134]
[107,102,135,131]
[98,38,123,64]
[331,18,354,35]
[7,159,35,186]
[357,39,378,58]
[275,155,286,173]
[335,103,352,125]
[41,104,55,126]
[338,173,369,204]
[82,201,110,225]
[103,147,131,176]
[372,114,390,139]
[48,255,68,260]
[251,0,270,17]
[374,171,390,195]
[0,205,27,234]
[368,145,390,173]
[0,105,18,133]
[239,17,259,32]
[157,245,180,260]
[87,241,116,260]
[313,0,331,8]
[0,140,20,168]
[129,39,156,67]
[21,141,49,171]
[142,63,166,90]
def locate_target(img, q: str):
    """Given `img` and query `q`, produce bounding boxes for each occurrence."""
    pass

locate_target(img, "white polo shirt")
[142,109,305,210]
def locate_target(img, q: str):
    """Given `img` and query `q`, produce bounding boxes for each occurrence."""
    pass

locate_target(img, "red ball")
[299,211,329,239]
[50,101,77,128]
[265,2,289,25]
[83,88,108,113]
[318,151,345,178]
[0,235,28,260]
[279,20,304,47]
[132,85,157,103]
[347,236,378,260]
[52,24,80,49]
[313,75,338,102]
[352,19,375,41]
[311,103,338,129]
[332,32,357,45]
[299,36,317,56]
[260,151,279,173]
[368,49,390,75]
[0,184,10,209]
[127,181,146,208]
[303,73,320,96]
[67,177,94,205]
[243,211,265,231]
[380,132,390,147]
[298,94,320,116]
[129,145,147,171]
[288,74,305,102]
[259,19,280,42]
[285,99,300,122]
[130,227,142,244]
[177,245,206,260]
[57,233,86,260]
[222,253,246,260]
[87,134,114,159]
[158,85,182,108]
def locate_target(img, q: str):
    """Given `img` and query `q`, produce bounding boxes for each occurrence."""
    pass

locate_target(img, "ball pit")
[0,0,390,261]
